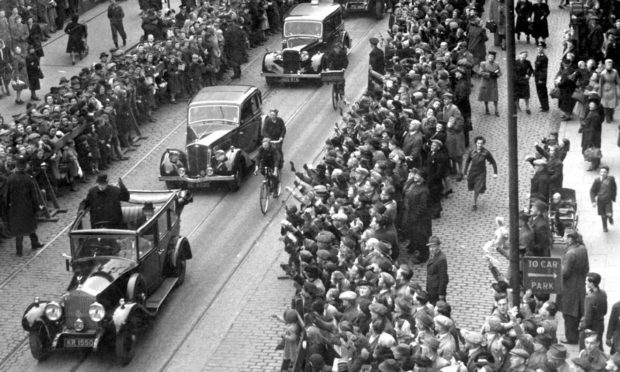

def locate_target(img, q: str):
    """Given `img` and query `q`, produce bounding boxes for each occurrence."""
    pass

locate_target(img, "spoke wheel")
[29,325,51,361]
[126,274,147,306]
[259,181,270,215]
[332,85,339,110]
[115,329,136,366]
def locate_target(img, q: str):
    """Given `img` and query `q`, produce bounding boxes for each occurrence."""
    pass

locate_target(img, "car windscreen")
[284,21,322,38]
[71,235,138,261]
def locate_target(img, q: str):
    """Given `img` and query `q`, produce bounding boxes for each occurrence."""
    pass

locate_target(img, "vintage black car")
[261,0,351,85]
[22,189,193,365]
[159,85,263,190]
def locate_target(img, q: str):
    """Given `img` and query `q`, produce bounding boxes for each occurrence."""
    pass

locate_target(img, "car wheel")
[115,329,136,366]
[29,325,51,361]
[229,163,243,192]
[126,274,147,306]
[173,253,186,287]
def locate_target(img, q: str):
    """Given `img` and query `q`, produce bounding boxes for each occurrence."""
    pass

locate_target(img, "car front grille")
[65,290,98,331]
[187,144,209,177]
[282,50,300,74]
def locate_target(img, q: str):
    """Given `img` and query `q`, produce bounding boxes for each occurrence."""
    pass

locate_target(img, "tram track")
[0,14,381,370]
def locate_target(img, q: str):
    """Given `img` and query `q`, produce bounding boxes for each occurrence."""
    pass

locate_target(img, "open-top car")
[22,189,193,365]
[261,0,351,85]
[159,85,263,190]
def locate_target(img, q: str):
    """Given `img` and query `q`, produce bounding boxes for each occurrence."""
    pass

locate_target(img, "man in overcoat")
[223,16,246,79]
[78,174,129,228]
[580,272,607,350]
[558,229,589,345]
[534,42,549,112]
[402,168,432,264]
[530,158,550,203]
[529,199,551,257]
[590,166,617,232]
[425,236,449,305]
[368,37,385,75]
[6,156,44,256]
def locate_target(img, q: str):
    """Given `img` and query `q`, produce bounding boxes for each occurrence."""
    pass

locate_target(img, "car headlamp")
[88,302,105,322]
[45,301,62,321]
[178,167,186,177]
[207,167,214,176]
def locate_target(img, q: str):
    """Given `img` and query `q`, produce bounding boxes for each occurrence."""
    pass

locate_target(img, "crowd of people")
[0,0,294,254]
[271,0,620,370]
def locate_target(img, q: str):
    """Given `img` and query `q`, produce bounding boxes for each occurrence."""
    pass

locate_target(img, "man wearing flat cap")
[529,199,552,257]
[426,236,449,305]
[426,138,449,219]
[6,155,44,256]
[530,157,550,203]
[78,174,130,228]
[507,348,533,371]
[546,344,572,371]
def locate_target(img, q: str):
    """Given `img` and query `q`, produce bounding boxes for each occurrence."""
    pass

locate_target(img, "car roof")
[190,85,257,106]
[286,3,341,21]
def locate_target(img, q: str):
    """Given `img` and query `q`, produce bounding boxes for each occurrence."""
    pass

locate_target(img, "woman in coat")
[580,98,604,170]
[466,17,488,67]
[530,0,549,44]
[514,50,534,113]
[64,15,87,65]
[25,45,41,101]
[478,51,501,116]
[464,136,498,210]
[11,45,28,105]
[556,59,577,120]
[599,59,620,123]
[515,0,533,43]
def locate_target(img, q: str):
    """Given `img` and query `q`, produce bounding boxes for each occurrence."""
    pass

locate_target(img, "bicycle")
[257,166,281,214]
[320,69,346,110]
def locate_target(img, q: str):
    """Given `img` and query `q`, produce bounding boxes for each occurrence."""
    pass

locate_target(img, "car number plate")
[282,77,299,83]
[350,4,365,9]
[64,338,95,348]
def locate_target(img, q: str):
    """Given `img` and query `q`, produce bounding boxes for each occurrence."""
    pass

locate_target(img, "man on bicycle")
[262,109,286,169]
[255,137,281,196]
[327,42,349,94]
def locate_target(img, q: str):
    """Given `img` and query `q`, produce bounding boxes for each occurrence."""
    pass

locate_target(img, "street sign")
[523,257,562,294]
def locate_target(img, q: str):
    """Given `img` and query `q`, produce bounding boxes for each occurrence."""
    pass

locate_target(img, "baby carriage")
[549,188,578,239]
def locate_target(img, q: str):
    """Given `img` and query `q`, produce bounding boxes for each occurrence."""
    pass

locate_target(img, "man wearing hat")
[558,228,590,345]
[78,174,130,228]
[478,51,501,116]
[508,348,532,371]
[426,137,449,219]
[534,41,550,112]
[515,50,534,115]
[339,291,359,323]
[426,236,449,305]
[6,155,44,256]
[369,37,385,75]
[460,329,492,370]
[107,0,127,49]
[261,109,286,169]
[546,344,572,371]
[402,167,432,264]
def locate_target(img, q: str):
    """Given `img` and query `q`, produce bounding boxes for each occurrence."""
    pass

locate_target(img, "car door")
[236,93,262,153]
[138,219,165,293]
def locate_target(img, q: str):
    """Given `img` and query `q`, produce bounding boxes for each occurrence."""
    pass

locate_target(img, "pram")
[549,188,578,238]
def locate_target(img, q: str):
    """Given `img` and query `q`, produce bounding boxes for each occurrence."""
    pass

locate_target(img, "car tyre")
[126,274,147,306]
[173,253,186,287]
[29,325,51,361]
[229,162,243,192]
[115,329,136,366]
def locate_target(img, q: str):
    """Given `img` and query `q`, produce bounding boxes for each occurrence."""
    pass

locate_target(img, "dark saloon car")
[261,0,351,85]
[159,85,263,190]
[22,189,193,365]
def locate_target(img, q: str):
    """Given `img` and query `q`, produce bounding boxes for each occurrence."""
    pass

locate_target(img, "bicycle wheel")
[332,84,339,110]
[259,181,270,214]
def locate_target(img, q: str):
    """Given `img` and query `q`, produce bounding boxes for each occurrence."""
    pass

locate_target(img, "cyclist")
[262,109,286,169]
[254,137,281,196]
[327,42,349,95]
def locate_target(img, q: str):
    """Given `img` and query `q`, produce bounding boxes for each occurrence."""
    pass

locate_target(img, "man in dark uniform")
[534,41,549,112]
[425,236,449,305]
[262,109,286,169]
[223,15,247,79]
[580,272,607,350]
[402,168,432,264]
[78,174,130,228]
[426,139,449,219]
[530,158,550,203]
[6,156,43,256]
[368,37,385,74]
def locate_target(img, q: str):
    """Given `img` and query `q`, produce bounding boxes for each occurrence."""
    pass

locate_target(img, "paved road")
[1,0,620,371]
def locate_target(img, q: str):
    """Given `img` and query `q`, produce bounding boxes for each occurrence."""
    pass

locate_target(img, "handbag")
[10,79,27,91]
[571,88,585,102]
[583,147,603,162]
[549,87,560,99]
[485,20,497,33]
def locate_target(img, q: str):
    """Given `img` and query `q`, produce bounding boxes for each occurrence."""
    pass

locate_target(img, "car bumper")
[262,72,321,81]
[52,329,104,350]
[159,174,234,183]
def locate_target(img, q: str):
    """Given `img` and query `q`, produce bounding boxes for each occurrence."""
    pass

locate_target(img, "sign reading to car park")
[523,257,562,294]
